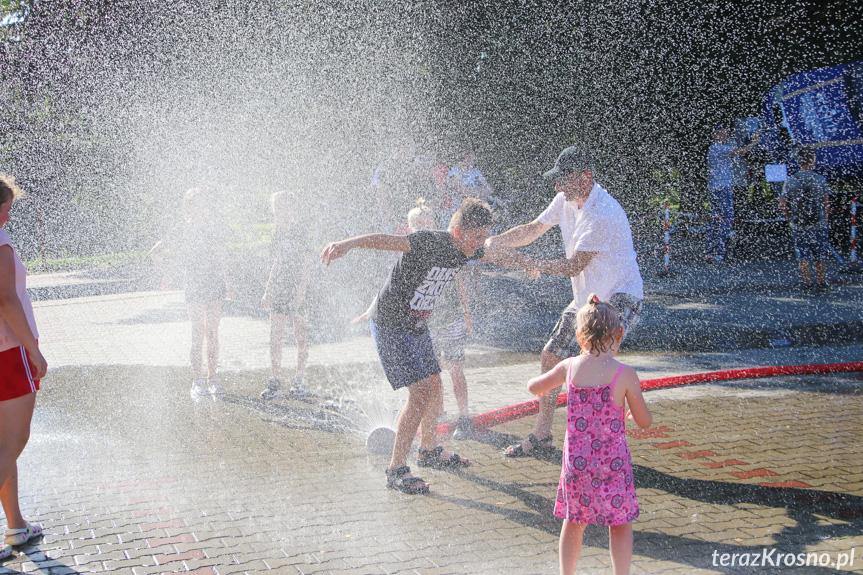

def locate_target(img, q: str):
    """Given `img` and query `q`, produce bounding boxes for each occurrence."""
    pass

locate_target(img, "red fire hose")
[438,361,863,435]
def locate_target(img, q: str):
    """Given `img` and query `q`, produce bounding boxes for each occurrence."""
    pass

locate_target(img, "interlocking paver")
[0,271,860,575]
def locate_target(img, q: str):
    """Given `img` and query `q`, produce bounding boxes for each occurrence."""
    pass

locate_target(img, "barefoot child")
[260,190,317,399]
[527,294,652,575]
[322,198,526,494]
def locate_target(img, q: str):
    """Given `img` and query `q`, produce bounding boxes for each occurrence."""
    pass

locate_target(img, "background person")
[153,187,233,398]
[486,145,644,458]
[779,145,832,293]
[0,175,47,561]
[705,125,760,262]
[260,190,319,399]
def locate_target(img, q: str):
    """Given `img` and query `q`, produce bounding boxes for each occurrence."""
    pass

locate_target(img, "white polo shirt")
[0,228,38,352]
[537,183,643,311]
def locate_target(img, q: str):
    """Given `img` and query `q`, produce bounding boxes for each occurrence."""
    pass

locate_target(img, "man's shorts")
[431,320,467,363]
[792,224,830,262]
[543,293,644,359]
[0,345,40,401]
[370,319,441,391]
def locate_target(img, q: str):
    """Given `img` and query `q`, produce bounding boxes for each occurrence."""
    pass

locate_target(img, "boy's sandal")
[0,544,12,561]
[416,445,470,468]
[385,466,429,495]
[503,434,553,458]
[4,522,43,546]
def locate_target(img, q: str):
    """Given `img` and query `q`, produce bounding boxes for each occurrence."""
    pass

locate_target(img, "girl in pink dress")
[528,294,652,575]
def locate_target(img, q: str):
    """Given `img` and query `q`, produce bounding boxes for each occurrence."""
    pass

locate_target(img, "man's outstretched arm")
[523,250,597,278]
[485,219,552,248]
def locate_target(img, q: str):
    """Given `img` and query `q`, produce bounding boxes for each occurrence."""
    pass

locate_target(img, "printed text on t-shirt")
[409,266,459,312]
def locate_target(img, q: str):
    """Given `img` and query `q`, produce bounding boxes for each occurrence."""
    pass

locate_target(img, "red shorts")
[0,345,40,401]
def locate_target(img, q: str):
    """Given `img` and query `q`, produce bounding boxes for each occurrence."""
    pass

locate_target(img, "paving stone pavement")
[1,286,862,574]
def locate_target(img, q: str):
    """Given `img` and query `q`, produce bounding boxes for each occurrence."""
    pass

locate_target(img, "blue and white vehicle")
[759,60,863,179]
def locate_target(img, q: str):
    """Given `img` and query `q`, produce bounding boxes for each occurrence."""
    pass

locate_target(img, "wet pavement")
[3,257,863,574]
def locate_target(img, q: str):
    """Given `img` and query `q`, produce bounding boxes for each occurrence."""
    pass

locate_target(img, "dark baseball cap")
[543,145,595,180]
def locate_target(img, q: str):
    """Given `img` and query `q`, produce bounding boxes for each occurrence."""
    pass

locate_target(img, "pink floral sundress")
[554,360,639,526]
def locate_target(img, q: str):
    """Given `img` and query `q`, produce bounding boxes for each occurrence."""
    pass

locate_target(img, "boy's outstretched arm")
[527,359,568,397]
[321,233,410,266]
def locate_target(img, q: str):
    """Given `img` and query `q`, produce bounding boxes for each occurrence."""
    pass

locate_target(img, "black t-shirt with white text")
[371,230,484,335]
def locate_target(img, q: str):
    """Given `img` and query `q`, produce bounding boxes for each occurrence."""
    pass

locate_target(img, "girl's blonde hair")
[407,198,435,231]
[576,293,622,355]
[0,174,24,204]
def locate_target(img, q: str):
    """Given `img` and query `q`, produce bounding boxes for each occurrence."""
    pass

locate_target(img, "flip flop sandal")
[416,445,470,468]
[0,544,12,561]
[503,434,553,458]
[385,466,429,495]
[4,522,42,546]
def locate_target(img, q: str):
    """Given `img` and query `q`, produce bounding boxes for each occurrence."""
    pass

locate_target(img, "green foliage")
[23,250,148,274]
[647,167,681,223]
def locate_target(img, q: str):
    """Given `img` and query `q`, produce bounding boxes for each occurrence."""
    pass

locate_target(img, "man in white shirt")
[486,145,644,457]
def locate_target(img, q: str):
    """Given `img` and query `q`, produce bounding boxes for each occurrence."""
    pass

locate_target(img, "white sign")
[765,164,788,182]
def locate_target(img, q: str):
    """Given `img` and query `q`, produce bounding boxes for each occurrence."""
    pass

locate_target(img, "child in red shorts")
[0,174,48,561]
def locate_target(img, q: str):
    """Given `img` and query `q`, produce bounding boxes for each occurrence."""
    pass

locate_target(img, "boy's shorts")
[0,345,40,401]
[792,224,830,262]
[370,319,441,391]
[431,320,467,363]
[543,293,643,359]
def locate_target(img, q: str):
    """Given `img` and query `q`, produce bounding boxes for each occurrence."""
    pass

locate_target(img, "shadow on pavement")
[439,429,862,574]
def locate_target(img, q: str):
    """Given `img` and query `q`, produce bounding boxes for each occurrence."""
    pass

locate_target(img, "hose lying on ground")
[438,361,863,435]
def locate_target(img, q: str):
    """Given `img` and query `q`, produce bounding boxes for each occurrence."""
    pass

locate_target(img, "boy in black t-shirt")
[321,198,526,494]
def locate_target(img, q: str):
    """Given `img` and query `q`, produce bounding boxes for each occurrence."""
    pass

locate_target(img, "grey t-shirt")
[781,170,831,227]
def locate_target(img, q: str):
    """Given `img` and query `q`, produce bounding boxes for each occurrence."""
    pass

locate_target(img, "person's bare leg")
[417,373,466,461]
[204,301,223,380]
[815,261,826,285]
[798,260,812,286]
[269,313,289,379]
[0,393,36,531]
[187,304,206,379]
[419,373,444,450]
[448,361,469,418]
[292,315,309,380]
[388,376,435,471]
[559,521,586,575]
[609,522,633,575]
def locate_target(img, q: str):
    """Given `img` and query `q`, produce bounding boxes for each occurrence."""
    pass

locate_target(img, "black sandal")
[504,434,553,458]
[416,445,470,468]
[385,466,429,494]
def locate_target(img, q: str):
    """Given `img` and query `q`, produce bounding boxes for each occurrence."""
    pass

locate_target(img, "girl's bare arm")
[527,359,569,397]
[622,368,652,428]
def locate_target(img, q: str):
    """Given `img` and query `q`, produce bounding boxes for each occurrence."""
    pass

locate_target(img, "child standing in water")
[175,188,233,398]
[527,294,652,575]
[260,190,318,399]
[322,198,527,494]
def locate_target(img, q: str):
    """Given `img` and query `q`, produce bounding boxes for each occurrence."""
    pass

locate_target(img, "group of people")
[322,143,651,575]
[0,141,655,573]
[706,125,834,292]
